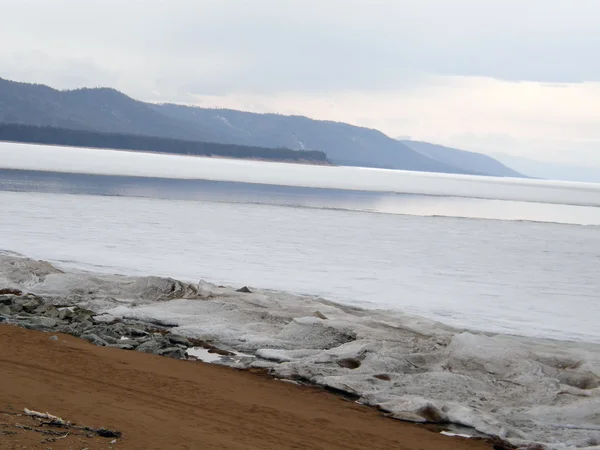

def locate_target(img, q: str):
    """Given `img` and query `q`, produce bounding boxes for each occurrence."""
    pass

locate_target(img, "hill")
[400,140,524,178]
[151,104,472,174]
[0,76,523,176]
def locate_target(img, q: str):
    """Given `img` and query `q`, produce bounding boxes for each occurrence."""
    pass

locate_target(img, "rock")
[33,304,49,314]
[81,333,109,347]
[99,326,122,339]
[373,374,391,381]
[25,317,59,329]
[109,343,136,351]
[0,295,15,305]
[137,339,164,354]
[20,299,41,313]
[158,347,186,359]
[127,327,150,338]
[35,305,60,318]
[99,334,119,345]
[49,335,59,341]
[59,322,86,337]
[167,334,190,346]
[337,358,362,369]
[109,323,128,336]
[208,347,235,356]
[58,308,74,321]
[9,303,23,313]
[313,311,328,320]
[45,306,60,318]
[236,286,252,293]
[73,307,95,322]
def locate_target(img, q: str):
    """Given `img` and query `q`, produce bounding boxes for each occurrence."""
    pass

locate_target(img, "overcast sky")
[1,0,599,166]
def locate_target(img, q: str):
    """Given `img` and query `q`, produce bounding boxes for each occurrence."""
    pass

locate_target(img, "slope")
[0,77,229,142]
[0,76,519,175]
[401,140,525,178]
[152,105,471,174]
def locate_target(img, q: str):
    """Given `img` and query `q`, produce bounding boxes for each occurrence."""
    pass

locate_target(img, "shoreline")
[0,325,493,450]
[1,254,600,448]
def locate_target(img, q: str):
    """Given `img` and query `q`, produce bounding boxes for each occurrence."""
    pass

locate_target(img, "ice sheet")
[2,254,600,448]
[2,142,600,206]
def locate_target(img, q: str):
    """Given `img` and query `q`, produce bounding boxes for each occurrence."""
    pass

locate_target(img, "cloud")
[1,0,599,165]
[183,76,600,166]
[2,0,600,94]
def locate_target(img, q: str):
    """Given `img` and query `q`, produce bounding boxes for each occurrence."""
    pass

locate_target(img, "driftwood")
[20,408,122,439]
[24,408,68,426]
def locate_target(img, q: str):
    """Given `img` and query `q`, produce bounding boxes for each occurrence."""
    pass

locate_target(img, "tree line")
[0,123,329,163]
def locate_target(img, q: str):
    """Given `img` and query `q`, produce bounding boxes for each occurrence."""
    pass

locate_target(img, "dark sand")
[0,325,493,449]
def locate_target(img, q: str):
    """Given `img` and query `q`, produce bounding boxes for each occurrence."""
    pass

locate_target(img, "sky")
[1,0,599,167]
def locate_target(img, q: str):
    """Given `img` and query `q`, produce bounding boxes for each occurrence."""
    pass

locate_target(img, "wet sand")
[0,325,494,450]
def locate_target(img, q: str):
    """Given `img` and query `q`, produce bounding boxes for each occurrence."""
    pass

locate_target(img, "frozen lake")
[1,187,598,343]
[1,142,599,342]
[2,143,600,447]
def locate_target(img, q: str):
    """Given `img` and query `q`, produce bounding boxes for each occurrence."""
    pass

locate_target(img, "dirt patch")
[0,325,492,449]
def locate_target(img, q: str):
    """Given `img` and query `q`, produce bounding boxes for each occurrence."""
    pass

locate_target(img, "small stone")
[27,317,58,329]
[81,333,109,347]
[236,286,252,293]
[59,322,85,337]
[72,306,95,319]
[158,347,186,359]
[313,311,328,320]
[127,327,150,337]
[9,303,23,313]
[211,348,235,356]
[167,334,190,346]
[373,374,391,381]
[337,358,361,369]
[0,295,15,305]
[35,305,60,318]
[34,304,49,314]
[58,309,74,321]
[108,343,136,350]
[137,339,163,354]
[49,335,59,341]
[44,306,60,318]
[21,299,41,313]
[101,335,119,345]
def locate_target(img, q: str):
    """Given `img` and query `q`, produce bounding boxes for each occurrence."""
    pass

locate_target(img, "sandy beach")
[0,325,496,450]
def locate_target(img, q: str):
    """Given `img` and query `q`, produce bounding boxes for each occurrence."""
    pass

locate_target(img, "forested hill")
[0,123,330,164]
[0,77,525,176]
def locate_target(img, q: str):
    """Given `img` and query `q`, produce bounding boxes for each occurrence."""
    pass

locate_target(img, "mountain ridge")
[0,76,524,177]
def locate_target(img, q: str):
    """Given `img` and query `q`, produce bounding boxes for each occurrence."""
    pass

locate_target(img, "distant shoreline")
[0,139,332,166]
[0,122,331,165]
